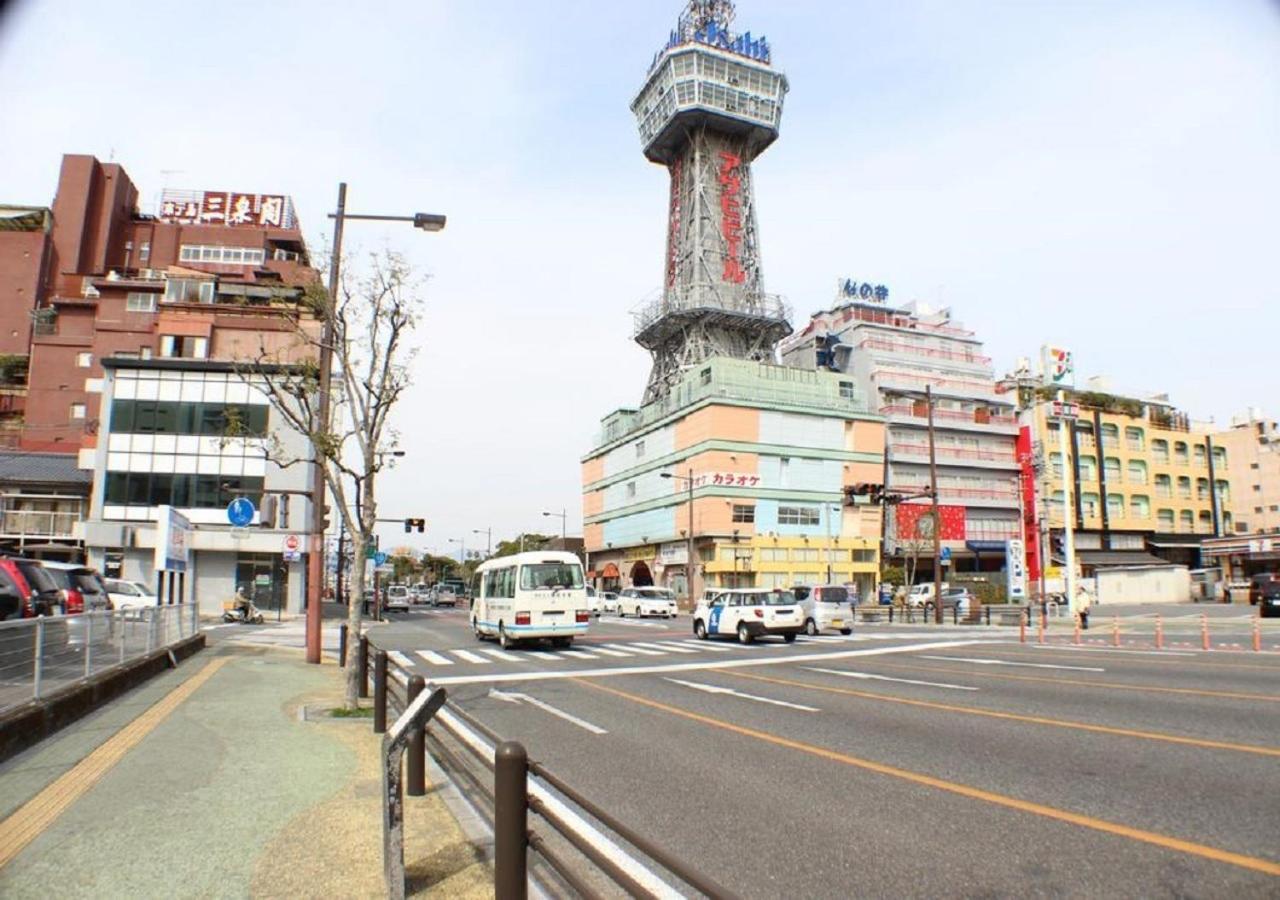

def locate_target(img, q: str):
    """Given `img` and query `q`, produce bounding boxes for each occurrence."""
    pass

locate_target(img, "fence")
[360,636,732,899]
[0,604,200,714]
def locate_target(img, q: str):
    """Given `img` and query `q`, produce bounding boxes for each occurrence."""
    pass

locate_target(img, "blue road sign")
[940,546,952,563]
[227,497,256,527]
[374,551,388,566]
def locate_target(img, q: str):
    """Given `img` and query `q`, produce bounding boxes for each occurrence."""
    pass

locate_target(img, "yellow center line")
[866,659,1280,703]
[723,670,1280,758]
[574,678,1280,878]
[0,655,229,869]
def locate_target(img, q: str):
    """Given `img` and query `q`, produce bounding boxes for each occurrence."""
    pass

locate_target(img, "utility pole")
[1057,389,1077,613]
[685,468,695,606]
[927,385,943,625]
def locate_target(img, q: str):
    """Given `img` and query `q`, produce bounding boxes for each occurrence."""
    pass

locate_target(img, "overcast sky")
[2,1,1277,555]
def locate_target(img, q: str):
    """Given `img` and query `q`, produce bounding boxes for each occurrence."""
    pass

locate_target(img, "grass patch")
[328,706,374,719]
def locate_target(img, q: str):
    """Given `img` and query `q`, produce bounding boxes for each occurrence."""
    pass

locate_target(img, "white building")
[79,359,316,616]
[780,288,1021,573]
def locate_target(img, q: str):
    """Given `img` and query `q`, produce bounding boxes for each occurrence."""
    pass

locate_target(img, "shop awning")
[1147,536,1207,549]
[600,562,620,578]
[965,540,1007,553]
[1074,550,1171,568]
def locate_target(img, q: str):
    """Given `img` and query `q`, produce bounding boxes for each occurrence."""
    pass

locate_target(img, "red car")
[0,557,63,619]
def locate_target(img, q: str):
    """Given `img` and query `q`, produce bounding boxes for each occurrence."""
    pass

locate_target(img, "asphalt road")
[362,606,1280,898]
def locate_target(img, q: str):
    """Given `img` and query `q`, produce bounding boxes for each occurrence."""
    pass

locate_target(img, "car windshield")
[520,563,584,590]
[15,562,57,593]
[72,572,103,594]
[639,589,674,600]
[106,579,138,595]
[817,587,848,604]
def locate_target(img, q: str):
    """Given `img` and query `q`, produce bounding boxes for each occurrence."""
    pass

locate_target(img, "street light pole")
[473,527,492,558]
[927,385,943,625]
[542,509,567,542]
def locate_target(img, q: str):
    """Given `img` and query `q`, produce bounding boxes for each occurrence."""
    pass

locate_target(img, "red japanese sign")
[895,504,966,541]
[1017,425,1041,581]
[690,472,760,488]
[718,150,745,284]
[159,191,291,228]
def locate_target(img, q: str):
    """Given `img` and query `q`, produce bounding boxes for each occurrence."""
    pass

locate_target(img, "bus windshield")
[519,563,584,591]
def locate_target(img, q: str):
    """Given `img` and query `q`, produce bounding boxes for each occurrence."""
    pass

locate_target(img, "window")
[1252,462,1261,470]
[103,473,265,509]
[1177,476,1191,499]
[1100,423,1119,447]
[1078,455,1097,482]
[140,346,153,360]
[1256,506,1265,514]
[164,278,215,304]
[839,381,854,400]
[1126,460,1148,485]
[178,245,265,266]
[1193,444,1207,466]
[1174,442,1189,464]
[625,481,636,499]
[76,352,92,368]
[1125,426,1145,451]
[699,367,711,386]
[126,292,157,312]
[778,505,820,526]
[519,563,584,591]
[1152,439,1169,463]
[1081,492,1100,517]
[1107,493,1124,519]
[1195,478,1209,501]
[1179,509,1194,532]
[1157,508,1175,529]
[759,548,787,562]
[1049,452,1064,478]
[634,440,645,459]
[852,549,876,563]
[1154,474,1172,498]
[109,399,269,436]
[731,504,755,523]
[1130,495,1151,519]
[138,242,150,263]
[69,403,86,420]
[159,335,208,359]
[1103,457,1121,482]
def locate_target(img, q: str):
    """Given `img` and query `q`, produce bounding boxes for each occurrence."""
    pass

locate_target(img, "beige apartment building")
[1212,410,1280,535]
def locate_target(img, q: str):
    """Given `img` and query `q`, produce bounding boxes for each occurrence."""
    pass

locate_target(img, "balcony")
[889,442,1017,468]
[0,497,85,540]
[872,369,997,399]
[881,404,1018,433]
[859,337,991,366]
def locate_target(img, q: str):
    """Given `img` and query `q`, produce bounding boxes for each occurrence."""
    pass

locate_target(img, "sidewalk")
[0,641,492,898]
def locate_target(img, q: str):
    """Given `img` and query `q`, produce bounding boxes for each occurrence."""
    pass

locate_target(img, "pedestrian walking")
[1076,582,1093,630]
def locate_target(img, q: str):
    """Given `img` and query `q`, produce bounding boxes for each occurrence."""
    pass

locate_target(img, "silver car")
[794,584,854,636]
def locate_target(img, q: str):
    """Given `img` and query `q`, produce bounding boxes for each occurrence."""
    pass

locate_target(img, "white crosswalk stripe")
[581,646,632,657]
[561,648,602,658]
[678,640,735,652]
[478,648,522,662]
[603,643,664,656]
[451,649,491,664]
[640,641,698,654]
[389,650,415,668]
[415,650,453,666]
[526,650,568,660]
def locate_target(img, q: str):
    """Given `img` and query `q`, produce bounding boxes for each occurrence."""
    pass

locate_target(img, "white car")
[104,578,157,611]
[585,586,603,617]
[906,582,950,608]
[601,592,620,614]
[693,588,803,643]
[794,584,854,636]
[618,587,678,618]
[384,585,411,612]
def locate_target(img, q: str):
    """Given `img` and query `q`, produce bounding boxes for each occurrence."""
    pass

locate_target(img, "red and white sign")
[285,534,301,551]
[718,150,745,284]
[159,190,293,229]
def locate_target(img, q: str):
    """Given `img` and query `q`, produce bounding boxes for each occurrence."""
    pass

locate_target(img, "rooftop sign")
[839,279,889,303]
[158,190,296,229]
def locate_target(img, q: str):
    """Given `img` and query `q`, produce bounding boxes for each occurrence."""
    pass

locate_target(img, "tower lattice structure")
[631,1,790,404]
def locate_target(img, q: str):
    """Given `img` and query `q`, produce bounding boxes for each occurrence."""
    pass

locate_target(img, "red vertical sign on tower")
[718,150,745,284]
[1017,425,1041,581]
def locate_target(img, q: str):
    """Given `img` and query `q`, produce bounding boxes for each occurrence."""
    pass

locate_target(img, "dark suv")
[1249,574,1279,606]
[8,558,65,616]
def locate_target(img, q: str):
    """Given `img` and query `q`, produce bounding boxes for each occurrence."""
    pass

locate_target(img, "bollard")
[1037,609,1046,645]
[374,650,388,734]
[339,623,349,668]
[1112,615,1120,648]
[1155,613,1163,650]
[1200,613,1209,651]
[406,675,426,797]
[985,606,991,627]
[888,605,894,624]
[1253,613,1262,653]
[952,605,958,625]
[494,741,529,900]
[358,635,370,699]
[1073,614,1081,646]
[1019,610,1026,644]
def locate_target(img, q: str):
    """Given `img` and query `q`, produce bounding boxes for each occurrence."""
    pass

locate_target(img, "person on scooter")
[234,585,252,621]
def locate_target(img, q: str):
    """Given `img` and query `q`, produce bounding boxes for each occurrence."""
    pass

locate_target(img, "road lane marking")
[0,656,229,869]
[635,642,697,654]
[389,650,415,668]
[919,655,1105,672]
[803,667,977,691]
[451,650,491,664]
[416,650,454,666]
[602,643,665,656]
[678,640,735,652]
[873,659,1280,702]
[1019,646,1280,670]
[582,646,631,657]
[574,678,1280,878]
[1028,645,1196,657]
[663,678,820,711]
[561,648,602,658]
[477,648,521,662]
[489,689,607,735]
[726,671,1280,758]
[420,639,995,685]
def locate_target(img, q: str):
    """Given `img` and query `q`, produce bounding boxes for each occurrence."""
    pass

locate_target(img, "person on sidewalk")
[1076,582,1093,630]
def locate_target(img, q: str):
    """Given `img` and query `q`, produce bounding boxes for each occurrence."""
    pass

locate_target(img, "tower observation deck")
[630,0,791,404]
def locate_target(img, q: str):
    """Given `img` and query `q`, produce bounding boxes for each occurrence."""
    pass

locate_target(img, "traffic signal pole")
[927,385,943,625]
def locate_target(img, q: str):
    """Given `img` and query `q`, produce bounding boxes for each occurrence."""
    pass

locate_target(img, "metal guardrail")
[0,604,200,714]
[366,643,734,899]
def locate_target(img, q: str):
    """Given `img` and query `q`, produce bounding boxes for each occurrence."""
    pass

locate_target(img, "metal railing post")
[84,613,93,677]
[339,623,349,668]
[33,617,44,699]
[494,740,529,900]
[358,634,370,699]
[374,650,388,734]
[120,612,128,665]
[406,675,425,796]
[145,608,155,654]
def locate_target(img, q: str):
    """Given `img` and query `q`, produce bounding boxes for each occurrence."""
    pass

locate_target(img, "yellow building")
[582,358,885,601]
[1027,389,1230,568]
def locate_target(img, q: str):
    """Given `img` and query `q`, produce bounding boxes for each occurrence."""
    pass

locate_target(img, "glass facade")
[110,399,268,436]
[104,472,263,508]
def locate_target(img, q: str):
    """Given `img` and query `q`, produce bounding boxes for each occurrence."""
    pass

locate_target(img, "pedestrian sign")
[374,551,388,566]
[940,547,952,565]
[227,497,255,527]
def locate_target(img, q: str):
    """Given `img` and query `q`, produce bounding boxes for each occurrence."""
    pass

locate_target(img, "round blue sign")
[374,551,388,566]
[227,497,256,527]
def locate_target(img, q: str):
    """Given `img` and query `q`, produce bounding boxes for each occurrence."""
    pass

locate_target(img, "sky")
[1,0,1277,555]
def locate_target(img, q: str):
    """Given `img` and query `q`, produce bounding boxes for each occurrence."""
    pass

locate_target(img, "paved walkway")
[0,642,491,898]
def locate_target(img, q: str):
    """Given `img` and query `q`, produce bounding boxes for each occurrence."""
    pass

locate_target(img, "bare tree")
[241,248,424,707]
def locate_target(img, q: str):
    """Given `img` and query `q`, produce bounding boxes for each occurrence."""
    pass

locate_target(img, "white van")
[907,582,950,607]
[470,551,589,649]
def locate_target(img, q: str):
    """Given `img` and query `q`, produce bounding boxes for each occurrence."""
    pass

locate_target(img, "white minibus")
[470,551,589,649]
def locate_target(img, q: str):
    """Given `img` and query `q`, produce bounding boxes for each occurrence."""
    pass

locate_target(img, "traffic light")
[844,483,883,505]
[1051,532,1065,560]
[404,517,426,533]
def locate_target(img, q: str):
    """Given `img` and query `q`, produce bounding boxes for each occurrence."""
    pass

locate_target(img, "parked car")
[0,560,33,620]
[618,587,678,618]
[104,578,157,611]
[600,592,620,614]
[38,561,111,615]
[585,586,603,617]
[795,584,854,636]
[1248,574,1279,606]
[433,587,459,608]
[924,587,974,618]
[8,558,65,616]
[384,584,411,612]
[906,582,950,607]
[693,588,803,643]
[1259,584,1280,618]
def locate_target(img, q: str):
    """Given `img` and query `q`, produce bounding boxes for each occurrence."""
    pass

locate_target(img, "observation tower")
[630,1,791,403]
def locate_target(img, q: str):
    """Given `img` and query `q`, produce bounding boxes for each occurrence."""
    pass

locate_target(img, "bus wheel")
[552,637,571,649]
[499,625,514,650]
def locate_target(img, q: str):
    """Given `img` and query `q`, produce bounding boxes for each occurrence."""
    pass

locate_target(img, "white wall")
[1095,566,1191,605]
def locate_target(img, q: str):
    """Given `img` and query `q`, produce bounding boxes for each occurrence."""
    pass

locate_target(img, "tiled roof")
[0,451,91,487]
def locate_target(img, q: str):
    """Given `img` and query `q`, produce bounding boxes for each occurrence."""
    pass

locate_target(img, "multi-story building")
[781,287,1021,574]
[1211,410,1280,536]
[1014,378,1229,571]
[79,359,314,616]
[0,450,89,559]
[583,358,885,600]
[2,154,318,455]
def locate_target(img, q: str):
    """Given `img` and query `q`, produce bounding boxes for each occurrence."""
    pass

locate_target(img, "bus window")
[519,563,584,591]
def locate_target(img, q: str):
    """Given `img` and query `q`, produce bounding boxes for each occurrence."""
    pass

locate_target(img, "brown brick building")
[0,154,321,455]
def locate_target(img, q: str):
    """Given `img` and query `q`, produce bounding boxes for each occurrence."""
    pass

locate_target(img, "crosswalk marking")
[451,649,491,664]
[416,650,454,666]
[389,650,415,668]
[678,640,735,652]
[603,643,664,656]
[561,648,601,658]
[581,646,632,657]
[527,650,567,660]
[640,641,698,654]
[478,648,522,662]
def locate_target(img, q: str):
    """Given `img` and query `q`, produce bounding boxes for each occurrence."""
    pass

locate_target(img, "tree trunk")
[343,533,367,708]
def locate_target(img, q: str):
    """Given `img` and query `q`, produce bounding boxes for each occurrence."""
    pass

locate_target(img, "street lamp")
[883,385,944,625]
[660,470,696,607]
[472,527,492,558]
[306,183,446,665]
[542,509,567,542]
[448,537,465,565]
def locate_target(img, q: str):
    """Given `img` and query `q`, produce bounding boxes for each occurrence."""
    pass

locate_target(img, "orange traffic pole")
[1020,609,1026,644]
[1038,608,1046,645]
[1155,613,1163,650]
[1200,613,1209,651]
[1254,610,1262,653]
[1111,615,1120,647]
[1073,613,1081,645]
